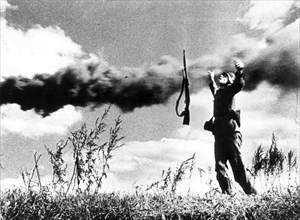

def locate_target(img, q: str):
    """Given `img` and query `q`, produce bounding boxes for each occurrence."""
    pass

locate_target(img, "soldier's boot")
[231,166,257,195]
[240,181,257,195]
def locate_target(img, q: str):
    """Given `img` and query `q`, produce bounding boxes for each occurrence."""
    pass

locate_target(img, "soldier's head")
[218,72,235,86]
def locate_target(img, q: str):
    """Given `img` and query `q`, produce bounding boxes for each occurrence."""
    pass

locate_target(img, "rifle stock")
[183,108,190,125]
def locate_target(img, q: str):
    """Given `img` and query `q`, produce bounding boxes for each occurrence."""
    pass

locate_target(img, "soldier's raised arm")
[208,70,217,96]
[230,60,245,94]
[234,60,244,75]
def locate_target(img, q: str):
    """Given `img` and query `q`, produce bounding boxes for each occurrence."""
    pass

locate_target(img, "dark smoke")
[243,20,300,91]
[0,57,187,116]
[244,48,299,91]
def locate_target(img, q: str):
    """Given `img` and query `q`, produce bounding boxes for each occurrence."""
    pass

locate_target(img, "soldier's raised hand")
[208,70,215,81]
[234,60,244,71]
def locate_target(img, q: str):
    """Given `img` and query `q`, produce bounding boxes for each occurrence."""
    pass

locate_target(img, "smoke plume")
[244,39,299,91]
[0,56,189,116]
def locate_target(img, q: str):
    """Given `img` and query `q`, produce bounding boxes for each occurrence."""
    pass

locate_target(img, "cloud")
[0,177,24,190]
[1,1,85,79]
[0,22,83,79]
[108,138,214,188]
[0,0,18,13]
[238,0,299,34]
[1,104,82,137]
[243,113,297,142]
[0,174,53,191]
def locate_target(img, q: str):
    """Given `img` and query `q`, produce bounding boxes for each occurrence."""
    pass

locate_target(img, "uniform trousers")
[214,132,256,194]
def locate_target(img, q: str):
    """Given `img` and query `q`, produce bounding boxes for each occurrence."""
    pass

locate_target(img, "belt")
[215,110,241,126]
[214,112,231,118]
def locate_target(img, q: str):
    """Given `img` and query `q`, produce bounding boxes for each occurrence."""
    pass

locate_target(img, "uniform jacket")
[209,72,245,135]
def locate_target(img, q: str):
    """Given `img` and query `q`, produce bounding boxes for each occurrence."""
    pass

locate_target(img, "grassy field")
[1,186,299,219]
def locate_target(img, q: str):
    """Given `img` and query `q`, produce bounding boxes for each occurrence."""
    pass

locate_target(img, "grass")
[1,187,299,219]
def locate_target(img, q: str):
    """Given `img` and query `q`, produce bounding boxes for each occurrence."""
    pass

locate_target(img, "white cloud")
[242,112,297,139]
[0,0,17,14]
[1,0,84,79]
[0,177,25,190]
[1,20,83,78]
[272,18,300,45]
[190,88,213,108]
[238,0,298,34]
[0,174,53,191]
[107,138,215,191]
[176,125,213,143]
[1,104,82,137]
[236,83,280,111]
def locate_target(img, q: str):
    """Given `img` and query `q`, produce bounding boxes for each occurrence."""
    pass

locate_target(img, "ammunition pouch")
[204,110,241,134]
[204,117,214,133]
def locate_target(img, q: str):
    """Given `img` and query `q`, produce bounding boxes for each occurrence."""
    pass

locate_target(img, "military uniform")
[208,72,256,195]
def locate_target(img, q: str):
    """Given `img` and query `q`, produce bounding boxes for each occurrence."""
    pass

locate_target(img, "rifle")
[175,50,190,125]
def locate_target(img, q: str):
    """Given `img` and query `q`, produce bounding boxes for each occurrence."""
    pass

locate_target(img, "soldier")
[205,60,256,195]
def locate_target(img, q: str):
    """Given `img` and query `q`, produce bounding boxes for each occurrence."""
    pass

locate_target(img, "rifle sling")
[175,76,190,123]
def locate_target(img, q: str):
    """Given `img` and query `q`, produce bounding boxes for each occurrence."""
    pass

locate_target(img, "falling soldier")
[205,60,256,195]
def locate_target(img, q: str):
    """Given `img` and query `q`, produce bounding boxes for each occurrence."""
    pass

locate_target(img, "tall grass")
[287,150,298,187]
[59,106,124,194]
[19,151,43,191]
[248,133,298,193]
[15,107,124,195]
[145,153,196,194]
[45,140,68,191]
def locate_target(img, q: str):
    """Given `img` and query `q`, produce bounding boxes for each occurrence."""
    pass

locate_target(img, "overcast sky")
[1,0,299,193]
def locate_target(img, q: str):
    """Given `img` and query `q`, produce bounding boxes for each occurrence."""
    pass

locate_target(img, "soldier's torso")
[213,87,235,117]
[213,87,239,135]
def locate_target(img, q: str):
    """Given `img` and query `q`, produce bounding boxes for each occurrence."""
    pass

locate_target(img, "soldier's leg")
[228,132,256,194]
[214,136,232,194]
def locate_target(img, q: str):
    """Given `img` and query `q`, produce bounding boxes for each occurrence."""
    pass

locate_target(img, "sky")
[0,0,299,193]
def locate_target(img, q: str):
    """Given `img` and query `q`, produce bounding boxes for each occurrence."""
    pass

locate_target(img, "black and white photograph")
[0,0,299,219]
